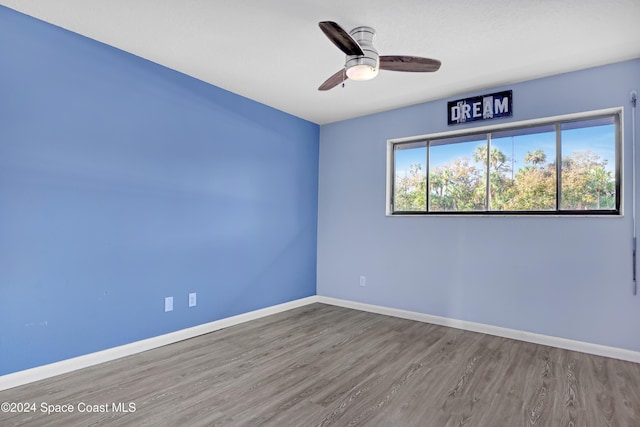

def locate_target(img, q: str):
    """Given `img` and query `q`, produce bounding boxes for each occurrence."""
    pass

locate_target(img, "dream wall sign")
[448,90,513,125]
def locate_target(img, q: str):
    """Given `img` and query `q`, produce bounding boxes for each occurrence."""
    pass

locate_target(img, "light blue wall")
[0,7,319,376]
[318,59,640,352]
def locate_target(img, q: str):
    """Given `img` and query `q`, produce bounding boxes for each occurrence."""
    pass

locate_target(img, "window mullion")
[391,144,397,212]
[486,133,491,211]
[556,123,562,211]
[426,141,430,212]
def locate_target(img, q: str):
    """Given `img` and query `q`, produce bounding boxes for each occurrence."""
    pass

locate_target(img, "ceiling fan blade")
[379,56,441,72]
[319,21,364,56]
[318,69,348,91]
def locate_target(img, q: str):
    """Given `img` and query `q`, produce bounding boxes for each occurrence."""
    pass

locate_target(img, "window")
[389,109,621,215]
[560,117,618,210]
[394,142,427,211]
[429,134,486,212]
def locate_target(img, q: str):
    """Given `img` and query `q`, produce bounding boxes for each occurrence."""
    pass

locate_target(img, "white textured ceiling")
[2,0,639,124]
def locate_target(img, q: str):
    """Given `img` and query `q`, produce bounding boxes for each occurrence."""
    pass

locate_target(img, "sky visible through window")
[395,124,615,178]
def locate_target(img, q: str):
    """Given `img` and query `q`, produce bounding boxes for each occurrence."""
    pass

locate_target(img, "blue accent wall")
[0,7,319,376]
[318,59,640,353]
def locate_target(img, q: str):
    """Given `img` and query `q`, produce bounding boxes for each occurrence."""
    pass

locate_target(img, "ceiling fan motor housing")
[345,26,379,80]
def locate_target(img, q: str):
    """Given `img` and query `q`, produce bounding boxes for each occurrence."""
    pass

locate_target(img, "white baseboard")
[3,294,638,392]
[317,296,640,364]
[0,296,319,391]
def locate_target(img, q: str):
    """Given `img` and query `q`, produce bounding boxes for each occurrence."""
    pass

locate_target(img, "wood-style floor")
[1,303,639,426]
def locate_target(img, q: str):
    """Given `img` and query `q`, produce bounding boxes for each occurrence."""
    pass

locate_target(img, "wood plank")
[1,303,639,426]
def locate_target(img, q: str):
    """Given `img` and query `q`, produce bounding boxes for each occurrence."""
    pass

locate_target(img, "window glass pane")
[428,137,487,212]
[560,118,616,210]
[394,142,426,211]
[389,112,619,215]
[491,125,556,211]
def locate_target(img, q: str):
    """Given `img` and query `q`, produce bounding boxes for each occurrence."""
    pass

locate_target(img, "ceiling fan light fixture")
[346,64,379,81]
[317,21,441,91]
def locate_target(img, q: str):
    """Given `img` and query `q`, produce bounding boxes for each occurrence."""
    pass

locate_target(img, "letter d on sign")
[450,105,460,122]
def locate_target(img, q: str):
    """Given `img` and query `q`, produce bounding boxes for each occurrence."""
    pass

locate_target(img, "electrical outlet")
[189,293,197,307]
[164,296,173,312]
[359,276,366,287]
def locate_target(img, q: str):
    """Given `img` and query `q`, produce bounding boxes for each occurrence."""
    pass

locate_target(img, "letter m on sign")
[494,96,509,115]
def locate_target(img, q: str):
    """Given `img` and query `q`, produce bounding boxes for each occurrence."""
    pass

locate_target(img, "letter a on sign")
[447,90,512,125]
[483,96,494,119]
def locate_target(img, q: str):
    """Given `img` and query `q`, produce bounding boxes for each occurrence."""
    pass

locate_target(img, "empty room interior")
[1,1,640,426]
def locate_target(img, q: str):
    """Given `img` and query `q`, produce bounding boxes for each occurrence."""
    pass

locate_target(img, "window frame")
[386,108,623,216]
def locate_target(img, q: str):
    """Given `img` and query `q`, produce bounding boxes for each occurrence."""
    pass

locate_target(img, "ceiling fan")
[318,21,441,91]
